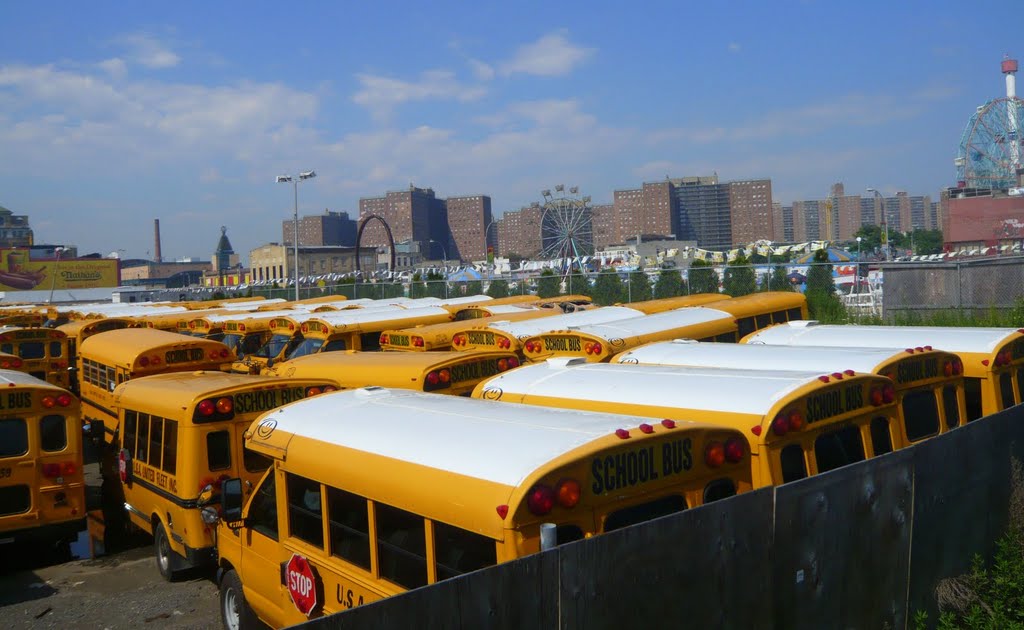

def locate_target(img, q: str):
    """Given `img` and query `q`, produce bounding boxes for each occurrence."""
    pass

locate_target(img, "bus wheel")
[220,569,257,630]
[154,522,184,581]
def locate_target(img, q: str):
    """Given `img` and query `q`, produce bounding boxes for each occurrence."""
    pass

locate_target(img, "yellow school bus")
[521,306,738,363]
[0,326,72,389]
[705,292,809,339]
[0,371,83,546]
[0,312,46,328]
[264,350,522,396]
[473,359,901,488]
[451,306,647,355]
[214,387,752,627]
[272,306,455,365]
[622,293,731,314]
[452,295,593,320]
[613,340,967,447]
[380,307,559,352]
[58,318,135,393]
[78,328,233,445]
[135,309,236,334]
[744,322,1024,421]
[0,351,24,371]
[114,372,337,580]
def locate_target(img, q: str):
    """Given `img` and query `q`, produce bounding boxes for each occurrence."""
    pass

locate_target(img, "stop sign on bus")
[286,553,318,616]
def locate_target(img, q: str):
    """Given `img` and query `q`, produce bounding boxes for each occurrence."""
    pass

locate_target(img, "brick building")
[358,186,448,260]
[282,210,357,247]
[496,204,543,257]
[446,195,492,261]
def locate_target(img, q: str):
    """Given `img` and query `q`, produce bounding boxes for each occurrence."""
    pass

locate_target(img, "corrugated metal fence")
[884,256,1024,318]
[297,404,1024,629]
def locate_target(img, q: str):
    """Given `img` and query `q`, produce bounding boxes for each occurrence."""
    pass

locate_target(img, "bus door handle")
[279,561,287,586]
[17,460,35,468]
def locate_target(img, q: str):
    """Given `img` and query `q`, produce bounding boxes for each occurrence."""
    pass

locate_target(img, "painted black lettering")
[614,453,627,490]
[591,458,603,494]
[626,451,639,486]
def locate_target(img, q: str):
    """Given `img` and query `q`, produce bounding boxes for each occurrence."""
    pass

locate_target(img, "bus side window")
[870,417,893,456]
[0,418,28,457]
[206,431,231,471]
[999,372,1016,410]
[942,386,961,430]
[717,333,738,343]
[40,415,67,452]
[0,343,12,354]
[786,308,802,321]
[779,444,807,483]
[123,410,138,455]
[813,425,866,474]
[359,333,381,352]
[148,417,164,470]
[162,420,178,475]
[248,471,279,541]
[376,503,427,589]
[736,318,755,339]
[49,341,63,358]
[755,313,771,330]
[136,413,150,463]
[322,339,348,353]
[327,486,371,570]
[964,378,983,421]
[433,520,497,581]
[771,310,788,324]
[286,474,325,549]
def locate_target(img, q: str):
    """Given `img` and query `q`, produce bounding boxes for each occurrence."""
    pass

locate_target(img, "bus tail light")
[42,395,57,408]
[322,385,337,392]
[724,438,746,463]
[139,356,150,367]
[0,357,21,369]
[498,337,511,349]
[197,399,216,416]
[301,324,308,333]
[413,336,424,348]
[497,359,509,371]
[215,397,233,414]
[424,370,450,391]
[452,334,465,347]
[584,342,594,354]
[219,349,229,359]
[771,413,789,436]
[150,355,162,366]
[42,463,60,477]
[238,324,245,332]
[508,357,520,368]
[705,441,726,468]
[56,393,72,407]
[380,334,390,345]
[61,461,76,476]
[953,358,963,375]
[526,484,555,516]
[882,383,896,404]
[438,369,451,384]
[591,342,603,355]
[555,479,581,508]
[788,410,805,431]
[869,387,884,406]
[944,361,953,377]
[42,462,75,478]
[307,386,323,396]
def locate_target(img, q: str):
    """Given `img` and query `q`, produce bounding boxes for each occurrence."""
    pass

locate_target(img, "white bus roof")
[477,359,843,416]
[257,387,693,487]
[435,295,493,306]
[311,306,452,327]
[615,339,943,375]
[746,321,1021,354]
[0,368,66,391]
[539,306,733,339]
[466,304,541,315]
[487,306,646,340]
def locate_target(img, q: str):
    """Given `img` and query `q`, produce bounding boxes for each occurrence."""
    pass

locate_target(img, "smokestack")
[154,219,163,263]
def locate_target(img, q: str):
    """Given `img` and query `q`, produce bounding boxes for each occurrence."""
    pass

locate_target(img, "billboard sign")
[0,248,119,291]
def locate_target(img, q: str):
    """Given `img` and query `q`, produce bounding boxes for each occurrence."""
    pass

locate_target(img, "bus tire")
[220,569,257,630]
[154,522,185,581]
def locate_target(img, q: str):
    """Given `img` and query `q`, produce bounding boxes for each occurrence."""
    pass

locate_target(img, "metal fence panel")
[559,489,774,630]
[772,451,914,630]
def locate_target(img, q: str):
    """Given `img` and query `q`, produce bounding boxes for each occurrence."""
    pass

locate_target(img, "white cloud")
[117,33,181,69]
[352,69,486,120]
[468,59,495,81]
[499,31,595,77]
[97,58,127,78]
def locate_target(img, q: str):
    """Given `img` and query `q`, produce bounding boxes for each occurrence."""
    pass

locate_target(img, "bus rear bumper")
[0,518,86,546]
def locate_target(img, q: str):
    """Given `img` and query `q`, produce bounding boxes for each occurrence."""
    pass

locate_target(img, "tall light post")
[855,236,862,294]
[276,170,317,300]
[866,188,889,261]
[429,240,448,266]
[483,219,498,266]
[48,247,67,304]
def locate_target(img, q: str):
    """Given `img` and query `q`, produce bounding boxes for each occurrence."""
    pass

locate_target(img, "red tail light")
[944,361,953,377]
[452,334,465,346]
[788,410,805,432]
[139,356,150,367]
[288,323,295,331]
[497,359,509,371]
[61,461,76,476]
[500,338,511,349]
[57,393,72,407]
[380,334,390,345]
[42,395,56,408]
[307,387,322,396]
[238,324,246,332]
[209,350,219,360]
[508,357,520,368]
[270,321,277,329]
[42,463,61,477]
[219,349,229,359]
[197,399,215,416]
[771,413,789,436]
[724,438,745,463]
[555,479,581,508]
[705,441,726,467]
[591,342,603,355]
[584,342,594,354]
[413,336,424,347]
[301,324,308,333]
[426,371,440,385]
[870,387,884,406]
[953,358,963,375]
[322,385,337,392]
[215,397,233,413]
[150,355,162,366]
[526,484,556,515]
[12,358,22,368]
[438,369,451,384]
[882,383,896,404]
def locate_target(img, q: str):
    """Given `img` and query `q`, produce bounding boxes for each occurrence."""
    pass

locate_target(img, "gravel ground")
[0,545,221,630]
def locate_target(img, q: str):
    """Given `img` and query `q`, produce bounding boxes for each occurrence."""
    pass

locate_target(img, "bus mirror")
[197,484,215,506]
[266,357,274,368]
[222,478,245,528]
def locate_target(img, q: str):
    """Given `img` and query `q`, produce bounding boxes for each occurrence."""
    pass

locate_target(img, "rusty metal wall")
[299,405,1024,630]
[884,256,1024,318]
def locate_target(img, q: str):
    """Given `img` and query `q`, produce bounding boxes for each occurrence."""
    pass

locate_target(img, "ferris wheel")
[539,185,594,262]
[955,96,1024,189]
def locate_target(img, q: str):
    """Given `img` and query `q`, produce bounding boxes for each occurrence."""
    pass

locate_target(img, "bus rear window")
[964,378,982,421]
[902,389,940,442]
[17,342,45,360]
[814,425,865,474]
[40,415,67,452]
[0,485,30,516]
[779,444,807,483]
[359,333,381,351]
[434,520,497,581]
[703,479,737,504]
[323,339,348,353]
[870,417,893,456]
[604,495,687,532]
[206,431,231,471]
[999,372,1016,410]
[0,419,28,457]
[943,386,961,430]
[243,447,272,474]
[376,503,427,589]
[49,341,63,358]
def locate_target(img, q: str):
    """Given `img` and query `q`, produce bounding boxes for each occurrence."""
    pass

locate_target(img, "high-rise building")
[591,203,616,248]
[282,210,357,247]
[358,186,448,260]
[672,180,732,250]
[496,204,543,257]
[728,179,774,245]
[0,205,33,247]
[446,195,492,261]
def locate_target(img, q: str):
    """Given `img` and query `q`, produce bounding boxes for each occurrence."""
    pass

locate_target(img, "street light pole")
[866,188,889,261]
[855,236,862,295]
[276,170,317,300]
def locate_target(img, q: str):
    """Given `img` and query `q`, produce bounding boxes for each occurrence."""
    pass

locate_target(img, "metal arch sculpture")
[355,214,396,274]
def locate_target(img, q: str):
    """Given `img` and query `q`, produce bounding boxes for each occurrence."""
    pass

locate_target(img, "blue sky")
[0,1,1018,263]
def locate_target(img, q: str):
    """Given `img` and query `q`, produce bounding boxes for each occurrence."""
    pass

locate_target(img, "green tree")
[805,249,845,322]
[409,272,427,298]
[853,224,883,256]
[566,271,592,298]
[653,268,685,298]
[722,253,757,297]
[592,268,626,306]
[626,269,653,303]
[911,229,944,256]
[425,271,447,298]
[536,269,560,298]
[688,260,720,295]
[466,280,484,296]
[486,279,510,298]
[767,264,792,292]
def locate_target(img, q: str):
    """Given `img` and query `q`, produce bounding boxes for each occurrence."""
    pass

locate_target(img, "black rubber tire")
[220,569,259,630]
[153,521,184,581]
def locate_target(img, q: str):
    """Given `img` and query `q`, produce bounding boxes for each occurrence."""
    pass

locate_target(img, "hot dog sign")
[0,248,119,291]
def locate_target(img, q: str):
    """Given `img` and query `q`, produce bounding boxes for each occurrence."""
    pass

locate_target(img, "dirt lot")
[0,544,221,630]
